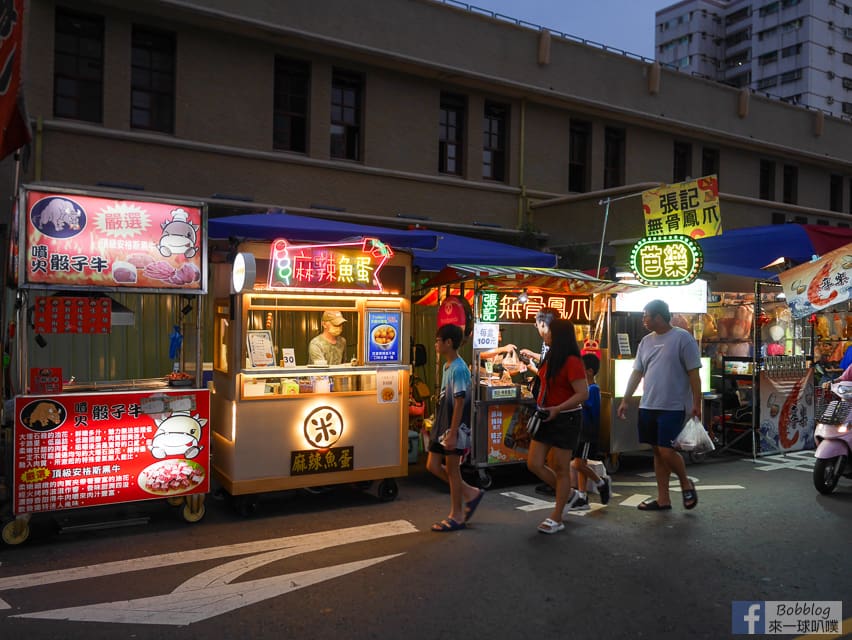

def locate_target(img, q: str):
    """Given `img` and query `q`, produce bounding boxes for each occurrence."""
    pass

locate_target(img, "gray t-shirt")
[633,326,701,411]
[308,334,347,365]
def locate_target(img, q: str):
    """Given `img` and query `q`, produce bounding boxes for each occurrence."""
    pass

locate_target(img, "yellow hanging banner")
[642,175,722,239]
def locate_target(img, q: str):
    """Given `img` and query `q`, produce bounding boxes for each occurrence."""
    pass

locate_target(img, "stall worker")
[308,310,348,365]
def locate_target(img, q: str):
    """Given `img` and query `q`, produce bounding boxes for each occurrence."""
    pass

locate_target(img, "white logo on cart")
[304,406,343,448]
[149,411,207,459]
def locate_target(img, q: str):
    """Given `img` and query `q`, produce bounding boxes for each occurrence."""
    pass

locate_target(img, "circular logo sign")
[629,234,704,286]
[30,196,87,239]
[19,399,67,432]
[303,405,344,448]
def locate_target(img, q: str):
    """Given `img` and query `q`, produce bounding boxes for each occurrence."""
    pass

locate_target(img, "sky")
[452,0,677,60]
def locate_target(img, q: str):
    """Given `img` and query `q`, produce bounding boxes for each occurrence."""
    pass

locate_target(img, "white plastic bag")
[673,417,715,454]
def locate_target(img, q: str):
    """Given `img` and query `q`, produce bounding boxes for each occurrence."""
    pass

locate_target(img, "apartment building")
[656,0,852,118]
[1,0,851,266]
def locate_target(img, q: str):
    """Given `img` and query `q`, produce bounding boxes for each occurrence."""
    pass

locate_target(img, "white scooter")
[813,381,852,495]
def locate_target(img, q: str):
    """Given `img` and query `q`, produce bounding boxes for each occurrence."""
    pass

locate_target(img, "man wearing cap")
[309,310,348,365]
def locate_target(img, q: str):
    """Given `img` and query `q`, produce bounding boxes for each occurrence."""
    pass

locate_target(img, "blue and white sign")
[366,310,401,363]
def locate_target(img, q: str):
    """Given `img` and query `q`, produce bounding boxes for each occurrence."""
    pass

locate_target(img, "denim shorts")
[638,409,686,448]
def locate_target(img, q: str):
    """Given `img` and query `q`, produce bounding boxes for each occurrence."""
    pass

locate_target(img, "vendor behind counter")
[308,310,348,365]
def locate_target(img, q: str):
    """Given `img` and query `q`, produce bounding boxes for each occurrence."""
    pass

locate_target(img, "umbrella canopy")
[412,233,557,269]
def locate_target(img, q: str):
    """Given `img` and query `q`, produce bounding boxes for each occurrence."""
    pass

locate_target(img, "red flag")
[0,0,31,161]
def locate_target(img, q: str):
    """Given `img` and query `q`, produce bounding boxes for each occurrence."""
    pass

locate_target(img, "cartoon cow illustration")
[149,411,207,459]
[34,198,82,232]
[24,402,62,430]
[157,208,199,258]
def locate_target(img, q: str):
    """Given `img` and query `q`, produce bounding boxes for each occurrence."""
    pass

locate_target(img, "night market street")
[1,452,850,640]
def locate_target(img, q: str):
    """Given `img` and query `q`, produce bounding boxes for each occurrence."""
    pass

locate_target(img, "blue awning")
[412,232,558,269]
[207,212,440,250]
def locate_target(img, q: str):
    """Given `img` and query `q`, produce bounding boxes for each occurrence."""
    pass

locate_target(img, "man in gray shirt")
[617,299,701,511]
[308,310,347,365]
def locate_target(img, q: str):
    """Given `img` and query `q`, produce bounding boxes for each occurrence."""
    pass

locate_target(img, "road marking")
[747,451,816,472]
[564,503,606,517]
[500,491,554,512]
[0,520,417,611]
[620,494,651,507]
[15,554,403,626]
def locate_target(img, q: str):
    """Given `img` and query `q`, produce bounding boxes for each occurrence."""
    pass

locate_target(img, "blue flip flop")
[464,489,485,523]
[431,517,466,532]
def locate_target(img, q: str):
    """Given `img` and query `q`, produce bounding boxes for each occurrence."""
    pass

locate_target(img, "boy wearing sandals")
[616,299,701,511]
[427,324,484,532]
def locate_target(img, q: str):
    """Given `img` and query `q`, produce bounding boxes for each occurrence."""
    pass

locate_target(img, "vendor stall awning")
[208,212,440,250]
[698,224,852,280]
[411,233,557,270]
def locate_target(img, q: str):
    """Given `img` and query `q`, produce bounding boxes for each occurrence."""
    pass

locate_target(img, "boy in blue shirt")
[567,353,611,510]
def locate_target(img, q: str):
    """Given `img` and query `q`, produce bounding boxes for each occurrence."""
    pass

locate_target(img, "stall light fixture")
[517,290,529,304]
[615,271,634,279]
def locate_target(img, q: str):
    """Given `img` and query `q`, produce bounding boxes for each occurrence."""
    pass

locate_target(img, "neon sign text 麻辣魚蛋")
[629,234,703,286]
[267,238,393,293]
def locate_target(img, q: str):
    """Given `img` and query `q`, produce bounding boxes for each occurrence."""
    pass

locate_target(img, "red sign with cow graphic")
[13,389,210,514]
[21,190,206,293]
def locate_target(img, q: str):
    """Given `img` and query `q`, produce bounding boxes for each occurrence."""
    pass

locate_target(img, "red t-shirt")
[538,355,586,407]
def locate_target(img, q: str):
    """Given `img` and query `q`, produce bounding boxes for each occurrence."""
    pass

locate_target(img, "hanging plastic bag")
[501,347,520,373]
[673,417,715,454]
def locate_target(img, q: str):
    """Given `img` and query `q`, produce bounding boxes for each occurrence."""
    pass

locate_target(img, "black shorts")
[638,409,686,448]
[532,409,582,452]
[572,439,598,460]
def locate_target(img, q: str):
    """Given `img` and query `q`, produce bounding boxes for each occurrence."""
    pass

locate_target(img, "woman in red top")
[527,319,589,534]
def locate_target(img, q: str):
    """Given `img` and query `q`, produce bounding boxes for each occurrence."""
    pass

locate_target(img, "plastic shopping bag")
[673,417,716,454]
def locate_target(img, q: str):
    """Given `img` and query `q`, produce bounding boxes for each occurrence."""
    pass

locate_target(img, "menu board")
[365,310,401,363]
[22,190,205,293]
[13,389,210,514]
[246,330,275,367]
[34,296,112,334]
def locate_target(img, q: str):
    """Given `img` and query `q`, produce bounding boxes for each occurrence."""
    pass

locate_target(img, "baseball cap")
[322,310,347,325]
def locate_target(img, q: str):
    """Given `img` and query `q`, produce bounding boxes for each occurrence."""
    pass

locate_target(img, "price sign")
[472,323,499,350]
[281,348,297,368]
[617,333,632,357]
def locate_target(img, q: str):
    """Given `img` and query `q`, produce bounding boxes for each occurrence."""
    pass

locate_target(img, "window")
[759,51,779,65]
[726,7,750,25]
[725,29,750,47]
[482,102,508,182]
[53,8,104,122]
[781,0,800,7]
[759,2,780,17]
[781,69,802,83]
[783,164,798,204]
[758,75,778,89]
[673,141,692,182]
[830,175,844,212]
[758,27,778,40]
[702,147,720,177]
[845,53,852,66]
[725,50,750,69]
[273,57,310,153]
[330,70,362,161]
[781,18,803,32]
[439,93,465,175]
[771,212,787,224]
[760,160,776,200]
[844,101,852,115]
[568,120,591,193]
[843,77,852,89]
[130,27,175,133]
[603,127,625,189]
[781,43,802,57]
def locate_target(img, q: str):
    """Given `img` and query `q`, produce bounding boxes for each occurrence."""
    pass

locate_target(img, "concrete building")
[2,0,852,269]
[656,0,852,119]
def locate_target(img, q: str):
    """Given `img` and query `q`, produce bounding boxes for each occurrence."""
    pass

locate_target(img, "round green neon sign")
[629,234,704,286]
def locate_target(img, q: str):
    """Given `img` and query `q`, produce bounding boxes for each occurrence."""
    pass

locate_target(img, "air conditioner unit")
[827,96,835,105]
[828,71,836,79]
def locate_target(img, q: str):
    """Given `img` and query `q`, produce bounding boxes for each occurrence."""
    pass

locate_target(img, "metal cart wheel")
[604,454,620,475]
[182,495,206,523]
[2,517,31,545]
[377,479,398,502]
[477,469,493,490]
[167,496,185,507]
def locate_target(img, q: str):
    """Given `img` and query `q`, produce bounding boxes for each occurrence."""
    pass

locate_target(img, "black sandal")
[637,499,672,511]
[682,483,698,510]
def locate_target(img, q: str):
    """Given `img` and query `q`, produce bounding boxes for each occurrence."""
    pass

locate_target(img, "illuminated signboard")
[14,389,210,514]
[642,175,722,239]
[268,237,393,292]
[479,292,592,324]
[629,234,703,286]
[22,190,205,293]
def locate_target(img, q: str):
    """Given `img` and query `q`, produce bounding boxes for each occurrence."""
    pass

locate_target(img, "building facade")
[1,0,851,268]
[656,0,852,118]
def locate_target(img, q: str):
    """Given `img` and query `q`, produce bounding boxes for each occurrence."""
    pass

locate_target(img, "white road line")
[620,494,651,507]
[0,520,417,594]
[499,491,554,512]
[564,503,606,518]
[14,555,404,626]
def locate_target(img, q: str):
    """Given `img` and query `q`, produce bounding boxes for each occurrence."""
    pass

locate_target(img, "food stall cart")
[416,265,638,488]
[209,235,411,513]
[1,186,210,545]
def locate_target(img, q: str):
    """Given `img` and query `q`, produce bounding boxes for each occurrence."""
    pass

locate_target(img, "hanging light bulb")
[517,290,529,304]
